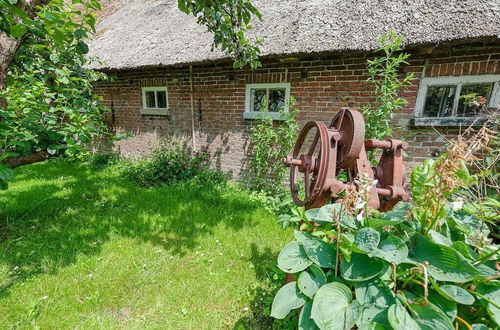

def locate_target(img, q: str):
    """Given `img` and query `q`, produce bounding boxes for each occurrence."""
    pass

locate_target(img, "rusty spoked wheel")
[329,108,365,169]
[285,121,330,207]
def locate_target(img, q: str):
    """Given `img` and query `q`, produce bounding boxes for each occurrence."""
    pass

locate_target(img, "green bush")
[85,152,120,169]
[118,137,206,187]
[271,128,499,329]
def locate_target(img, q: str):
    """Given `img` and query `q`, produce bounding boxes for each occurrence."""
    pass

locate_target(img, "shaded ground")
[0,161,292,328]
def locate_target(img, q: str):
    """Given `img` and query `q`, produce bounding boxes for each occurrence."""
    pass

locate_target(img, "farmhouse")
[89,0,500,178]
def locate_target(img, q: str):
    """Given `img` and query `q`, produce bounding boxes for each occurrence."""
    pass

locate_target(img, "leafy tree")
[0,0,108,189]
[178,0,262,69]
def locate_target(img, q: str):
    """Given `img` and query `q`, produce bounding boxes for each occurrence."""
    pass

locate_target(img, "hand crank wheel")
[329,109,365,169]
[286,121,330,207]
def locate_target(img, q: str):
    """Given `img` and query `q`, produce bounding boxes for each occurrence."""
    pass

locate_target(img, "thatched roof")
[88,0,500,70]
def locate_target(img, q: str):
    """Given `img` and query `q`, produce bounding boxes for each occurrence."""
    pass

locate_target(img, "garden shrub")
[85,152,120,169]
[271,124,499,329]
[119,137,206,187]
[248,98,299,196]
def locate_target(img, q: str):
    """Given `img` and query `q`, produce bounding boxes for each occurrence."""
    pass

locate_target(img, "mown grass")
[0,161,292,329]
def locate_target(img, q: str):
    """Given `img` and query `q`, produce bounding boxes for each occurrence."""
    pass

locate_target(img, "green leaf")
[311,282,359,330]
[355,279,395,327]
[302,238,336,268]
[476,282,500,327]
[294,230,315,241]
[435,284,475,305]
[411,302,454,330]
[271,281,307,319]
[370,236,408,264]
[427,289,457,320]
[298,264,326,298]
[0,163,14,180]
[0,179,8,190]
[305,204,337,224]
[277,241,313,273]
[412,234,480,282]
[358,322,385,330]
[74,28,87,38]
[471,324,489,330]
[77,40,89,54]
[387,300,419,330]
[428,230,452,246]
[354,227,380,253]
[299,300,319,330]
[340,253,388,282]
[10,24,27,37]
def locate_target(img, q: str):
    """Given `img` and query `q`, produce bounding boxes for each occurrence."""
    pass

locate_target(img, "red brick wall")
[94,41,500,178]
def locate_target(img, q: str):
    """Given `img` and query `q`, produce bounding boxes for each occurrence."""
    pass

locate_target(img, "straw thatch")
[88,0,500,70]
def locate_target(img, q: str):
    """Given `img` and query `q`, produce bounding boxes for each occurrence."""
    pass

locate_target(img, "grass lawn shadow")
[0,160,268,296]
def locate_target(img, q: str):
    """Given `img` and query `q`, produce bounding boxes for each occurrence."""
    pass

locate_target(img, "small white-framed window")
[244,83,291,120]
[140,86,169,115]
[414,75,500,126]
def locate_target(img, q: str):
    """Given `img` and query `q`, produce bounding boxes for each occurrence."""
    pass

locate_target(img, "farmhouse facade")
[89,0,500,178]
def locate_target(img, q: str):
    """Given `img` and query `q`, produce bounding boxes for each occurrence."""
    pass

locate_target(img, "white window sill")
[140,108,169,116]
[243,112,286,121]
[413,116,488,127]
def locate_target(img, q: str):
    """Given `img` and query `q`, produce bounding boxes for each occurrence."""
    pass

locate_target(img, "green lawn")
[0,161,292,328]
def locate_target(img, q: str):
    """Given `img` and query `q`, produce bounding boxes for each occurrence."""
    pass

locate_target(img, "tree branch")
[4,151,50,168]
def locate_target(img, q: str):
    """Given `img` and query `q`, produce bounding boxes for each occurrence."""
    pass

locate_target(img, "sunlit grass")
[0,161,292,328]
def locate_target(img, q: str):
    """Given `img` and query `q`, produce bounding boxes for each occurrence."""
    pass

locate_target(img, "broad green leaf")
[298,265,326,298]
[271,281,307,319]
[10,24,27,37]
[387,300,419,330]
[306,204,337,224]
[277,241,313,273]
[299,300,319,330]
[412,234,480,282]
[0,163,14,180]
[476,282,500,327]
[355,279,395,327]
[302,238,336,268]
[411,302,454,330]
[428,230,452,246]
[358,322,385,330]
[428,289,457,320]
[295,230,315,241]
[368,201,411,229]
[471,324,489,330]
[435,284,475,305]
[340,253,388,282]
[354,227,380,253]
[370,236,408,264]
[311,282,359,330]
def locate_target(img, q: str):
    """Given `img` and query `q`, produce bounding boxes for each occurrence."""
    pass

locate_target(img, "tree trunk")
[0,0,51,93]
[4,151,50,169]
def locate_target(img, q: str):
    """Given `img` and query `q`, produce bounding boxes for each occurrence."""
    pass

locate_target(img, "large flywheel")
[284,108,409,211]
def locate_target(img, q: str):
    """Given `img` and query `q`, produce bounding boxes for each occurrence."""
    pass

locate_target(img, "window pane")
[250,88,266,112]
[422,85,457,117]
[156,91,167,108]
[457,83,493,117]
[145,91,156,108]
[269,88,286,112]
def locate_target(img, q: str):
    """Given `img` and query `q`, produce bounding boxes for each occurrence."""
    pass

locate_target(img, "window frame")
[414,75,500,126]
[140,86,169,115]
[244,82,291,120]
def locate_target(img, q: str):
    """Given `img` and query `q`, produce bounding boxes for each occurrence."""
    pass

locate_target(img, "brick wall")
[94,40,500,178]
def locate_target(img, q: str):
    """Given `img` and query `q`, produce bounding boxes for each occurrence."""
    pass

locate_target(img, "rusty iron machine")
[284,108,408,211]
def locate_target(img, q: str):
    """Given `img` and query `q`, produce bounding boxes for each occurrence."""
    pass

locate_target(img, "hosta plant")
[271,127,499,329]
